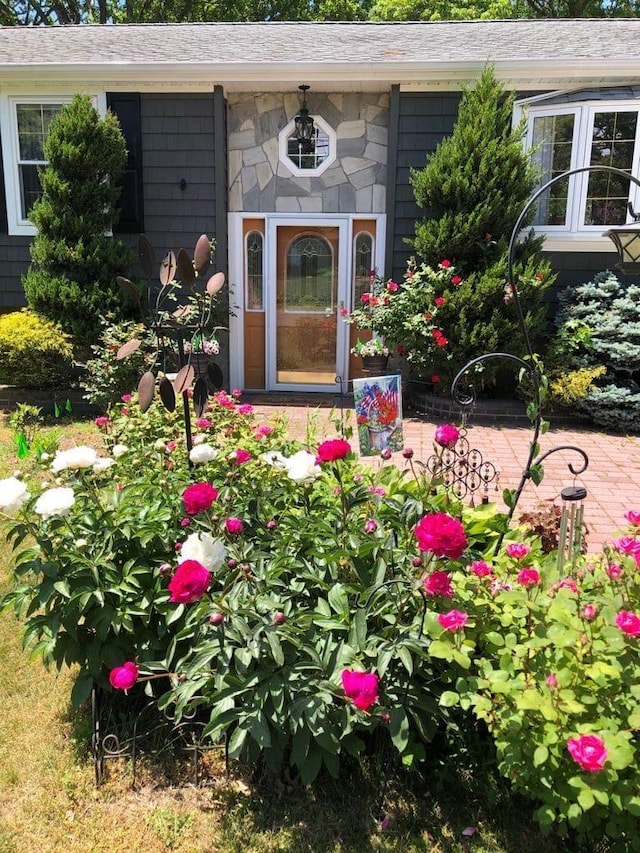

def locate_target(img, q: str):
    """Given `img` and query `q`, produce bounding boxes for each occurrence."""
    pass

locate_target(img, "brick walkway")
[245,395,640,553]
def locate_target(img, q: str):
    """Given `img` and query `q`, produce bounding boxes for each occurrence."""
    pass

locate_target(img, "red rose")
[317,438,351,462]
[434,296,446,307]
[182,482,218,515]
[439,259,452,268]
[517,568,541,589]
[450,275,462,286]
[615,609,640,636]
[168,559,211,603]
[109,661,139,691]
[414,513,467,560]
[341,669,380,711]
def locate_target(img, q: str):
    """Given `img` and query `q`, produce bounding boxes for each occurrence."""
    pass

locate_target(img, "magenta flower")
[434,423,460,449]
[238,403,254,415]
[235,449,252,464]
[556,576,578,593]
[387,281,399,292]
[225,517,244,535]
[168,559,211,604]
[438,610,468,633]
[517,568,541,589]
[469,560,493,578]
[316,438,351,462]
[581,603,598,621]
[414,513,467,560]
[364,518,378,534]
[121,393,132,403]
[567,734,607,772]
[109,661,139,691]
[341,669,380,712]
[611,536,640,557]
[505,542,531,561]
[607,563,623,580]
[255,424,273,438]
[546,673,558,689]
[624,510,640,526]
[94,416,109,428]
[422,570,453,598]
[182,482,218,515]
[439,259,452,269]
[615,610,640,636]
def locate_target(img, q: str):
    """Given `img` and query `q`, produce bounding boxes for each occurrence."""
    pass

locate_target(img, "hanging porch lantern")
[557,485,588,575]
[294,85,315,154]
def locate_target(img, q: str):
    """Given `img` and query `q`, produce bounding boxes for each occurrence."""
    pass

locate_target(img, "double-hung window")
[0,94,105,235]
[522,94,640,244]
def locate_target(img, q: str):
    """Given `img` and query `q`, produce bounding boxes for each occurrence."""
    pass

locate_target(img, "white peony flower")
[0,477,30,515]
[51,446,98,473]
[93,457,115,474]
[284,450,321,484]
[178,532,226,571]
[261,450,287,468]
[34,487,75,519]
[189,443,218,464]
[112,444,129,458]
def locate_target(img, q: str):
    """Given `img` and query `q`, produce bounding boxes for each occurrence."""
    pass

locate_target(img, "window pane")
[245,231,264,310]
[532,113,575,226]
[286,124,330,171]
[19,164,42,219]
[585,111,638,226]
[353,233,373,303]
[286,235,333,312]
[16,102,63,221]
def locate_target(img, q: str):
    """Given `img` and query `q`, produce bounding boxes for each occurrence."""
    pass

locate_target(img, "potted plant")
[350,337,390,374]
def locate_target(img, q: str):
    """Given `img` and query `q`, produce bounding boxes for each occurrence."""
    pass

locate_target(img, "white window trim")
[519,94,640,248]
[0,92,107,236]
[278,115,336,178]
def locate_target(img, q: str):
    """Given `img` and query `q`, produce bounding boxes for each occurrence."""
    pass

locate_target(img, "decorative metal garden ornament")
[556,484,588,575]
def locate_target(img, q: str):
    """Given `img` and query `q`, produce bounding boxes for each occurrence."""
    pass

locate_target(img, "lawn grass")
[0,415,575,853]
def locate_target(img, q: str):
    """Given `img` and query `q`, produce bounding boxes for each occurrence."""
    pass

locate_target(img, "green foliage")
[552,271,640,432]
[370,0,512,19]
[80,317,159,410]
[22,94,134,342]
[0,309,74,389]
[410,65,537,272]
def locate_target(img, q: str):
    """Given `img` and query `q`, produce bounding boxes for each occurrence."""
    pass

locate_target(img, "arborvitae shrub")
[553,270,640,433]
[410,65,537,273]
[0,309,74,388]
[22,94,134,343]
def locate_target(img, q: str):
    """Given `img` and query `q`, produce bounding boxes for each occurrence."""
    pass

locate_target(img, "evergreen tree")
[410,65,537,272]
[22,94,134,342]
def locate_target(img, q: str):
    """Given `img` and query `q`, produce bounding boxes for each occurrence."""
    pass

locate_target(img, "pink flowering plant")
[343,258,459,374]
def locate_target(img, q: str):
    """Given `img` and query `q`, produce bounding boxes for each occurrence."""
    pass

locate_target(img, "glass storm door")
[267,219,349,391]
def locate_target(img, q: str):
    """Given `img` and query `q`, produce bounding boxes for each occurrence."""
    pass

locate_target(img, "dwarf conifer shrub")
[553,271,640,432]
[22,94,134,343]
[0,309,74,388]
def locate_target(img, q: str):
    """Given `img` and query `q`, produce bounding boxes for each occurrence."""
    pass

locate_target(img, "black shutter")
[107,92,144,234]
[0,128,8,233]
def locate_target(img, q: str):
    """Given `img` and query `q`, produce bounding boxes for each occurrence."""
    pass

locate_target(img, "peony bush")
[2,398,639,849]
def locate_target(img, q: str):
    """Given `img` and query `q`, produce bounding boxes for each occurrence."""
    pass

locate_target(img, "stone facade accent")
[227,92,388,214]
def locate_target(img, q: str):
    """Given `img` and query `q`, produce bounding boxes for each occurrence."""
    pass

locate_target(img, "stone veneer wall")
[228,92,388,214]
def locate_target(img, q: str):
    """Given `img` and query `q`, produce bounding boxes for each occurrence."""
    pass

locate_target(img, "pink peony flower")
[168,559,211,604]
[364,518,378,534]
[581,603,598,621]
[438,610,468,633]
[316,438,351,462]
[505,542,531,561]
[615,610,640,636]
[450,275,462,286]
[517,568,541,589]
[182,482,218,515]
[166,441,177,452]
[434,423,460,449]
[196,418,211,429]
[235,449,252,464]
[422,570,453,598]
[387,281,399,292]
[434,296,447,307]
[414,513,467,560]
[341,669,380,711]
[238,404,254,415]
[94,416,109,428]
[607,563,623,580]
[624,510,640,526]
[255,424,273,438]
[567,734,607,772]
[469,560,493,578]
[109,661,139,691]
[231,389,242,397]
[121,393,132,403]
[225,517,244,535]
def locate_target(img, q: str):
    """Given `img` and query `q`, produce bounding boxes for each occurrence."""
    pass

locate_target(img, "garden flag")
[353,374,404,456]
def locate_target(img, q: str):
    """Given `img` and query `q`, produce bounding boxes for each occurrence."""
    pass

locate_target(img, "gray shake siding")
[388,92,460,281]
[0,237,29,309]
[139,93,218,262]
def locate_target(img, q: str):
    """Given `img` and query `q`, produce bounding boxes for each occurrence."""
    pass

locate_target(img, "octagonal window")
[278,115,336,177]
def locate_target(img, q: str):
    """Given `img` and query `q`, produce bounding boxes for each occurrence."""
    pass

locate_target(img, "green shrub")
[553,271,640,432]
[549,366,606,410]
[0,309,74,388]
[22,94,134,342]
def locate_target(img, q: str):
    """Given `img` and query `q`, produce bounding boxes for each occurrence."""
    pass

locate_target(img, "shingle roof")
[0,20,638,86]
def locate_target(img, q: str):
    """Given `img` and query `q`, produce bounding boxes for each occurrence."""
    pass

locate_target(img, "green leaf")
[428,639,453,660]
[578,789,595,811]
[533,745,549,767]
[249,714,271,748]
[70,670,94,707]
[390,706,410,751]
[266,630,285,666]
[439,691,459,708]
[299,747,323,785]
[398,646,413,676]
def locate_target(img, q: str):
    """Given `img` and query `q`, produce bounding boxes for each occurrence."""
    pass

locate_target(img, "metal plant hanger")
[450,164,640,528]
[116,233,227,454]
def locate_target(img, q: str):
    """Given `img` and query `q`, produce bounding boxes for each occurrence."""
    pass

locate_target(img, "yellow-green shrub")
[0,309,74,388]
[549,365,606,409]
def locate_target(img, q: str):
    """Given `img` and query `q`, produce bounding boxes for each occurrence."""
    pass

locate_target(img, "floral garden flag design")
[352,374,403,456]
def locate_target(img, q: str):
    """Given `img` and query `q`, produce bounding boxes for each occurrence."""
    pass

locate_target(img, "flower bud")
[209,612,225,626]
[380,448,392,460]
[412,556,423,568]
[159,562,173,576]
[272,611,286,625]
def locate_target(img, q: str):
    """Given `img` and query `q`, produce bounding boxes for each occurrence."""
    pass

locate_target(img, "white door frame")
[227,212,387,393]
